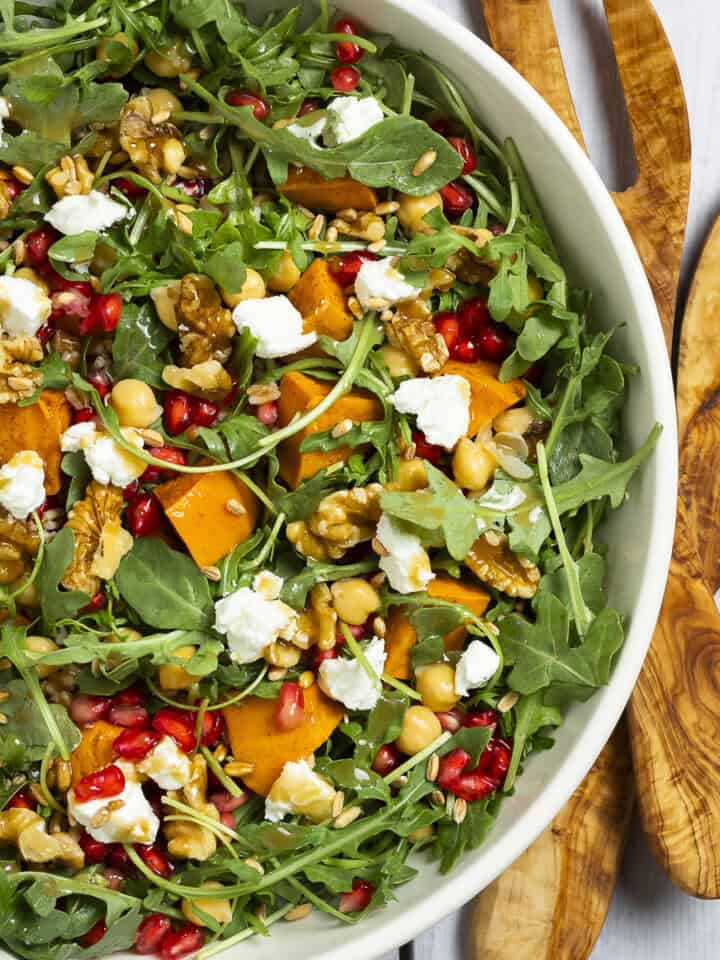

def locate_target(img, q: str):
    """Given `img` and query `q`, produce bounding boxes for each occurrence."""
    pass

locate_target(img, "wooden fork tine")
[604,0,691,350]
[482,0,586,150]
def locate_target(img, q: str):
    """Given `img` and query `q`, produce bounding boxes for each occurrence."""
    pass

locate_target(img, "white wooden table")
[380,1,720,957]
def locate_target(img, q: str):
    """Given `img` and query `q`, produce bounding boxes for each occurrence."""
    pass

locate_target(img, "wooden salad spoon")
[470,0,692,955]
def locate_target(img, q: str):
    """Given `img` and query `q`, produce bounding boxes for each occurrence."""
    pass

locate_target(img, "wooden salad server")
[470,0,691,954]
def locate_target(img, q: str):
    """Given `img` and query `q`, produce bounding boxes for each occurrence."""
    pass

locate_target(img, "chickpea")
[14,268,49,295]
[416,662,460,712]
[110,379,162,429]
[158,645,197,692]
[331,579,380,626]
[493,405,534,436]
[221,268,266,307]
[397,192,442,235]
[144,37,193,78]
[181,883,232,927]
[0,554,24,586]
[161,138,186,175]
[264,249,301,292]
[24,635,59,678]
[386,458,427,492]
[452,437,496,492]
[96,33,139,78]
[143,87,183,116]
[13,580,39,608]
[379,344,418,378]
[395,705,442,756]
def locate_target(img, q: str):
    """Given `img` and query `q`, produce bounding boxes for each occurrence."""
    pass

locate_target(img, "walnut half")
[63,481,133,595]
[177,274,235,368]
[165,755,219,861]
[286,484,383,561]
[0,337,43,404]
[0,808,84,870]
[465,531,540,599]
[0,508,40,586]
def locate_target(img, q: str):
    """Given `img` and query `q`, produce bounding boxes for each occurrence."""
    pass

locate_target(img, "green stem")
[382,731,451,785]
[197,904,295,960]
[0,0,157,53]
[201,747,244,798]
[301,32,377,52]
[381,673,421,700]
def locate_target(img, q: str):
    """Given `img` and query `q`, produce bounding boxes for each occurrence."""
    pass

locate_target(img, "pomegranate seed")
[463,709,498,728]
[430,116,453,137]
[6,788,37,811]
[436,708,464,733]
[299,97,323,116]
[220,811,235,830]
[209,790,248,813]
[412,430,443,465]
[338,879,374,914]
[160,925,205,960]
[137,842,174,878]
[222,377,239,409]
[82,591,107,613]
[113,686,146,707]
[164,390,194,435]
[49,272,92,296]
[447,135,476,175]
[457,296,490,335]
[452,339,480,363]
[80,919,106,947]
[114,177,146,199]
[71,406,96,425]
[70,694,111,727]
[335,622,362,645]
[74,764,125,803]
[311,647,337,670]
[452,770,498,802]
[79,831,109,864]
[193,399,219,427]
[371,743,401,776]
[255,400,278,426]
[50,287,92,335]
[436,748,471,791]
[87,292,123,334]
[328,250,377,287]
[225,90,269,120]
[476,324,514,362]
[86,369,113,399]
[201,710,224,747]
[152,707,196,753]
[126,493,162,538]
[114,727,161,760]
[276,681,305,732]
[4,176,25,202]
[25,226,58,267]
[335,17,363,64]
[177,177,211,199]
[36,322,54,346]
[440,181,474,218]
[525,361,543,386]
[330,66,360,92]
[106,844,132,872]
[142,446,187,484]
[124,479,141,500]
[109,703,150,728]
[476,737,512,784]
[434,311,460,354]
[135,914,172,955]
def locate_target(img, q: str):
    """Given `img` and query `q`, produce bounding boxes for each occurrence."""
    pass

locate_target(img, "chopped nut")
[246,382,280,406]
[497,691,520,713]
[0,808,83,869]
[426,754,440,782]
[465,531,540,599]
[286,484,383,561]
[45,155,94,199]
[333,805,362,829]
[11,165,34,186]
[150,280,182,331]
[225,498,247,517]
[201,564,221,582]
[452,797,467,824]
[331,791,345,818]
[330,418,352,439]
[0,509,41,586]
[285,903,312,922]
[224,760,255,778]
[244,856,264,875]
[296,582,337,651]
[385,300,449,374]
[176,273,235,367]
[162,359,233,401]
[447,227,495,284]
[264,639,301,668]
[165,755,219,860]
[375,200,400,216]
[347,296,363,319]
[298,670,315,689]
[63,482,133,595]
[412,149,437,177]
[308,214,326,240]
[119,95,186,182]
[0,337,43,404]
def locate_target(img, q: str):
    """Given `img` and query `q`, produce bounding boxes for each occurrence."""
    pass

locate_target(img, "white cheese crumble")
[375,513,435,595]
[0,97,8,146]
[252,570,284,601]
[67,762,159,845]
[0,451,45,519]
[323,96,384,146]
[265,759,336,823]
[354,257,418,310]
[0,275,52,339]
[454,640,501,697]
[389,375,471,450]
[137,736,191,791]
[214,584,298,664]
[318,637,387,711]
[232,295,317,359]
[45,189,128,236]
[61,422,146,488]
[286,115,327,147]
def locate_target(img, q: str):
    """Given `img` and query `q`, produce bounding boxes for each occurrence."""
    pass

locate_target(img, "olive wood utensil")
[471,0,691,955]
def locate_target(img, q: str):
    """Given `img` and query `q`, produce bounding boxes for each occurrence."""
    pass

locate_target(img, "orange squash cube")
[278,166,377,212]
[155,470,258,567]
[71,721,124,784]
[277,371,383,489]
[0,390,71,494]
[438,360,526,436]
[289,258,353,342]
[384,575,491,679]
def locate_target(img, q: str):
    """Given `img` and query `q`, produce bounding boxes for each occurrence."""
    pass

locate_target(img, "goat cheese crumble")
[45,189,128,236]
[0,275,52,339]
[137,736,192,791]
[61,422,146,488]
[67,762,159,845]
[318,637,387,711]
[389,375,471,450]
[454,640,501,696]
[375,513,435,595]
[323,96,384,146]
[232,295,317,358]
[265,759,337,823]
[214,584,298,664]
[354,257,418,310]
[0,451,45,520]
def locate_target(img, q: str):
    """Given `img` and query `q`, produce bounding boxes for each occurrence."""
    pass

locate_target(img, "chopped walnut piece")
[465,531,540,599]
[0,808,84,869]
[0,337,43,404]
[447,226,495,285]
[118,95,186,183]
[0,509,40,586]
[63,481,133,595]
[287,484,383,561]
[162,359,232,401]
[385,311,448,373]
[165,755,218,861]
[45,155,94,199]
[297,583,338,651]
[177,274,235,367]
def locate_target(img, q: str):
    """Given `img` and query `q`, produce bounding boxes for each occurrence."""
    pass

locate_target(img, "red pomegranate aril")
[225,90,269,121]
[412,430,443,465]
[87,369,113,399]
[113,685,145,707]
[160,925,205,960]
[338,879,374,914]
[70,694,111,727]
[328,250,377,287]
[114,727,161,760]
[49,272,93,296]
[74,764,125,803]
[71,406,96,425]
[476,324,513,362]
[299,97,323,116]
[222,377,239,409]
[276,681,305,732]
[330,65,360,92]
[440,180,474,218]
[115,177,146,199]
[193,399,219,427]
[255,400,278,426]
[452,339,480,363]
[476,737,512,784]
[434,311,460,353]
[109,703,150,728]
[124,479,141,500]
[36,322,54,346]
[220,811,236,830]
[142,446,188,483]
[371,743,401,776]
[335,621,362,645]
[83,590,107,613]
[126,492,162,538]
[79,831,109,864]
[201,710,224,747]
[436,748,471,791]
[88,292,123,334]
[210,790,248,813]
[452,770,498,802]
[80,919,107,947]
[447,135,477,175]
[135,914,172,955]
[6,788,37,811]
[107,843,132,872]
[311,647,338,670]
[25,226,58,267]
[436,708,464,733]
[335,17,364,65]
[463,708,498,728]
[4,177,25,202]
[137,842,174,878]
[51,288,92,334]
[152,707,196,753]
[457,296,490,335]
[177,177,211,199]
[430,116,453,137]
[164,390,194,435]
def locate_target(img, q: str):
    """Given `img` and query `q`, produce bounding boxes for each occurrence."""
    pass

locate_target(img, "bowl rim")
[304,1,678,956]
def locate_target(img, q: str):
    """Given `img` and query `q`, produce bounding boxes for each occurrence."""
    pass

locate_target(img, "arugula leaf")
[0,130,69,170]
[38,527,90,629]
[505,692,562,789]
[60,451,90,510]
[49,231,97,265]
[2,678,81,762]
[18,353,71,407]
[434,794,500,873]
[112,302,173,389]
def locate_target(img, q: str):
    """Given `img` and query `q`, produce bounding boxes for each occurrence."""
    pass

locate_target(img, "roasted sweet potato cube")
[289,258,353,342]
[277,371,383,489]
[0,390,71,494]
[278,166,377,212]
[438,360,526,436]
[71,721,124,784]
[384,575,491,679]
[155,470,258,567]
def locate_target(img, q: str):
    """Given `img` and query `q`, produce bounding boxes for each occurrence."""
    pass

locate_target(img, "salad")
[0,2,660,958]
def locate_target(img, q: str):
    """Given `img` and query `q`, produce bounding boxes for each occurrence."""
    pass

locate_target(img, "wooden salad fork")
[470,0,693,955]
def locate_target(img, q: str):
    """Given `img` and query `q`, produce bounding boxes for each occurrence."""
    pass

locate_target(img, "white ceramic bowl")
[223,2,677,957]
